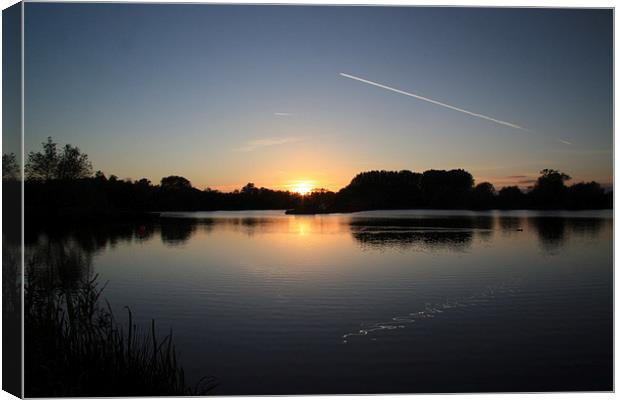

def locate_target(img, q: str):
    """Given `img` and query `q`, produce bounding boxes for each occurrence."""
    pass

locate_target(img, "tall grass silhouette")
[25,259,217,397]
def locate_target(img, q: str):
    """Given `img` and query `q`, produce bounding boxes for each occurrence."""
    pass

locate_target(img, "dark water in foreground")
[25,210,612,393]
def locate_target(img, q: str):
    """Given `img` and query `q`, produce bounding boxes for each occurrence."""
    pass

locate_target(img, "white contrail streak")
[557,138,572,145]
[339,72,531,132]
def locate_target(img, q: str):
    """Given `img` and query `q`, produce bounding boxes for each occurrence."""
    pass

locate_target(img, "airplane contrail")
[339,72,532,133]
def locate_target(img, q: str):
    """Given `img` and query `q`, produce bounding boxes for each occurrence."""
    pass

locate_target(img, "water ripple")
[342,278,522,344]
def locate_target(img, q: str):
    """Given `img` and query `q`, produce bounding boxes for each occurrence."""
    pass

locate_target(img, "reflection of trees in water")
[223,217,278,237]
[26,237,94,290]
[352,228,474,251]
[168,217,282,238]
[25,219,213,262]
[25,222,146,290]
[529,218,566,251]
[159,218,221,244]
[159,219,198,246]
[348,217,494,252]
[4,179,23,396]
[3,239,21,315]
[564,217,606,238]
[349,215,608,252]
[498,217,523,233]
[24,215,610,262]
[26,223,137,254]
[528,217,605,252]
[158,217,278,242]
[472,216,494,241]
[2,239,21,396]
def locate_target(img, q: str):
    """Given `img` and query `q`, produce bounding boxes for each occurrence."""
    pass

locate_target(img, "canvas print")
[2,3,613,397]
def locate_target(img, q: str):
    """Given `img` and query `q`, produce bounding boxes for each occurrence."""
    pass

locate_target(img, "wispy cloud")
[339,72,531,132]
[557,138,573,145]
[233,137,302,152]
[274,112,293,117]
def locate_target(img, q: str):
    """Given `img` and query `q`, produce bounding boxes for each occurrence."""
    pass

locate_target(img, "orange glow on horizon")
[289,180,315,195]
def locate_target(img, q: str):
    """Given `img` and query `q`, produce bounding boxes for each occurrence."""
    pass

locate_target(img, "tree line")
[327,168,611,211]
[3,137,612,218]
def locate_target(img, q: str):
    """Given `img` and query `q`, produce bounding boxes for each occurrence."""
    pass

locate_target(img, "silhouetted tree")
[133,178,154,209]
[26,137,58,180]
[566,181,606,209]
[421,169,474,208]
[530,169,571,208]
[471,182,496,209]
[56,144,92,180]
[25,137,92,181]
[160,176,191,191]
[291,188,337,213]
[337,170,423,210]
[497,186,527,209]
[94,170,107,181]
[3,153,19,180]
[241,182,258,195]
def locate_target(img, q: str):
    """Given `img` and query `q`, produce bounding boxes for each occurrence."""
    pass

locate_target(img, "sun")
[290,181,314,195]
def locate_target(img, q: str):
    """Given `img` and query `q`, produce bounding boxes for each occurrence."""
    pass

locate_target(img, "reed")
[25,267,216,397]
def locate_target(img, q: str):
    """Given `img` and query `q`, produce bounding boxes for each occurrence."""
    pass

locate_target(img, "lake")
[24,210,613,394]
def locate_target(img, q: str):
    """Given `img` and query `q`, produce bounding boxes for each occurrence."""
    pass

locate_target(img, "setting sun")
[290,181,314,195]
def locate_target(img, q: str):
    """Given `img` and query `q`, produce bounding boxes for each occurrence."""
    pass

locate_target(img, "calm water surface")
[26,210,613,393]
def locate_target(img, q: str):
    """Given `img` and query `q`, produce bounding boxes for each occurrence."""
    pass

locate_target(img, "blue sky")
[23,4,612,191]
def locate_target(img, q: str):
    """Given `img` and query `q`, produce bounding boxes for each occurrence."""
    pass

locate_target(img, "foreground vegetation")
[3,137,612,218]
[24,266,216,397]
